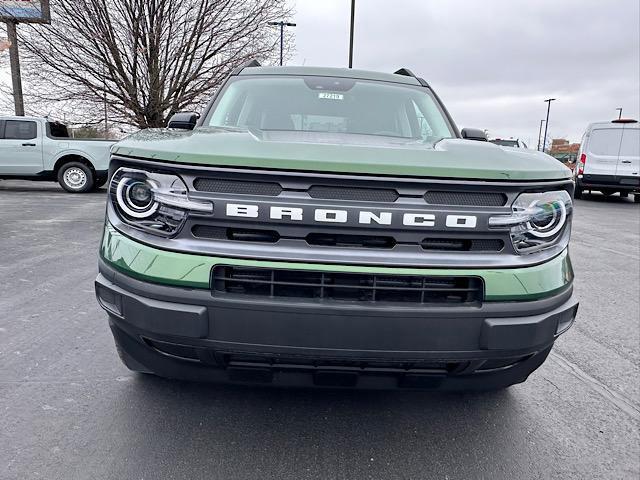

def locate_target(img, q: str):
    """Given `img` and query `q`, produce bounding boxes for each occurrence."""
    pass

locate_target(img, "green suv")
[95,64,578,390]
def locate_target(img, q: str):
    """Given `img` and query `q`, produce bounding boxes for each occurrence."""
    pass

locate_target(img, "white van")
[574,119,639,201]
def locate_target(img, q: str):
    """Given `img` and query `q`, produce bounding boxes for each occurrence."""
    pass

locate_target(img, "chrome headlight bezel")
[489,190,572,254]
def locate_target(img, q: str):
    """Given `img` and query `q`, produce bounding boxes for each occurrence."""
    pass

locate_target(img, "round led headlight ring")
[526,199,566,238]
[116,177,159,218]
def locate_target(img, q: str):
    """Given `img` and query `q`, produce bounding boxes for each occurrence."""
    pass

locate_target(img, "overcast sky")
[289,0,640,144]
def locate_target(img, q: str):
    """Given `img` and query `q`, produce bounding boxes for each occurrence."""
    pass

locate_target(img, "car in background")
[490,138,528,148]
[574,119,639,201]
[0,116,116,193]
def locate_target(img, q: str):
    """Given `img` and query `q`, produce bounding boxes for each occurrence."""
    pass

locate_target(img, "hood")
[113,127,571,181]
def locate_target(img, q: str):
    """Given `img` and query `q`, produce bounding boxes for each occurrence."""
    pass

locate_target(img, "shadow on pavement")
[100,374,526,477]
[0,181,106,194]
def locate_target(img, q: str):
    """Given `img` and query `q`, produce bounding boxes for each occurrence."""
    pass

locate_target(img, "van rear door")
[584,127,623,176]
[615,125,640,180]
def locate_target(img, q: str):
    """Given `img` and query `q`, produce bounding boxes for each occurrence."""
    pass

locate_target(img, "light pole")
[348,0,355,68]
[1,1,50,116]
[268,21,296,66]
[6,21,24,115]
[616,107,623,119]
[542,98,556,153]
[537,119,546,151]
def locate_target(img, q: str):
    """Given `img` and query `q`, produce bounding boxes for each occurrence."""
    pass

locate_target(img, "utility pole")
[6,21,24,116]
[542,98,556,154]
[1,1,51,116]
[103,66,108,136]
[537,119,546,151]
[348,0,355,68]
[616,107,623,119]
[268,21,296,66]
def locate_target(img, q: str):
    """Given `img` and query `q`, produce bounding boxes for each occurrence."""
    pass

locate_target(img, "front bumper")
[96,258,578,390]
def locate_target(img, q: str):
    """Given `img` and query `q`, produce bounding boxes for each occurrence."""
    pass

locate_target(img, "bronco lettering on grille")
[225,203,478,229]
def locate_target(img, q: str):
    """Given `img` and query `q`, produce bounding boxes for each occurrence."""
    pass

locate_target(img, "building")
[550,138,580,155]
[549,138,580,169]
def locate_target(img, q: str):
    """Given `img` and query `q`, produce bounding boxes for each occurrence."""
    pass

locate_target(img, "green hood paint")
[113,127,571,181]
[100,223,573,301]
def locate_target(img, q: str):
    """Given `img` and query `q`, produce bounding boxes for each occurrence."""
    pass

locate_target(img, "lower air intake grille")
[425,191,507,206]
[212,266,483,304]
[193,178,282,196]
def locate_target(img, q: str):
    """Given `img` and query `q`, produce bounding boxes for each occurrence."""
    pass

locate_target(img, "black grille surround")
[212,266,484,305]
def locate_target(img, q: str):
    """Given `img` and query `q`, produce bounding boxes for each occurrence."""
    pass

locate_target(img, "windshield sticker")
[318,92,344,100]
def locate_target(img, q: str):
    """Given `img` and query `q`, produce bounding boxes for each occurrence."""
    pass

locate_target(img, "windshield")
[207,75,454,142]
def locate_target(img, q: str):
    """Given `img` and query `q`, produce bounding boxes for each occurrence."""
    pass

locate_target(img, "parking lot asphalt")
[1,180,638,480]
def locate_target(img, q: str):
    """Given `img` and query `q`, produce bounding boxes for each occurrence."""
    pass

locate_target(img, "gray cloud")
[291,0,639,144]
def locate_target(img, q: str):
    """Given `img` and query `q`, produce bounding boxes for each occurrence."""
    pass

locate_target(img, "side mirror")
[167,112,199,130]
[461,128,488,142]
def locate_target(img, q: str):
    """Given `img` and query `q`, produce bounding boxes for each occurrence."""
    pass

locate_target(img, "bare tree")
[4,0,292,129]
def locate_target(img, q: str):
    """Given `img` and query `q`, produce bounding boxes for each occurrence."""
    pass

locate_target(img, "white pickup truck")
[0,116,116,192]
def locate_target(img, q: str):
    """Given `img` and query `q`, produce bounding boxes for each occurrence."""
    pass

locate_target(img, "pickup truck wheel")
[58,162,94,193]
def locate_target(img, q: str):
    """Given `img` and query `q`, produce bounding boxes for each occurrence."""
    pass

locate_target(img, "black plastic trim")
[96,260,577,389]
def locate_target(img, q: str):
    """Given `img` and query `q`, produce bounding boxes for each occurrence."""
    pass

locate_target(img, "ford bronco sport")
[95,64,578,390]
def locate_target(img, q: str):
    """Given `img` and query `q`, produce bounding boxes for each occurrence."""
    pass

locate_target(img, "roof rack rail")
[231,59,262,75]
[394,68,416,78]
[393,68,429,87]
[244,59,262,68]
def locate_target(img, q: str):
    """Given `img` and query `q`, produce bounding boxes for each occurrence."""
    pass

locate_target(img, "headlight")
[110,167,212,236]
[116,177,159,218]
[489,191,572,254]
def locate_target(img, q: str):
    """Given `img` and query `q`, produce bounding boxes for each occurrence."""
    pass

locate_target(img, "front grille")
[308,185,399,202]
[212,266,483,304]
[193,178,282,196]
[424,191,507,206]
[306,233,396,249]
[420,238,504,252]
[192,225,280,243]
[192,225,503,253]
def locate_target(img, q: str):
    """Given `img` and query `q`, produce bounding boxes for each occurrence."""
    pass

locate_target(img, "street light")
[537,119,546,151]
[542,98,556,153]
[268,21,296,66]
